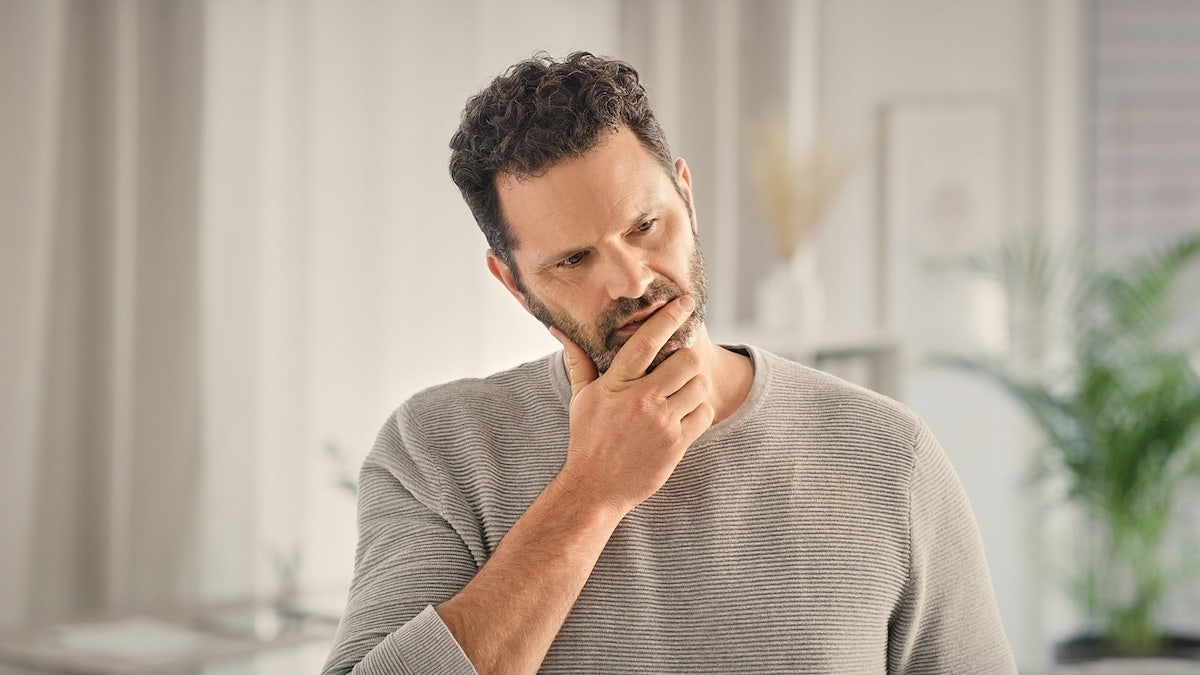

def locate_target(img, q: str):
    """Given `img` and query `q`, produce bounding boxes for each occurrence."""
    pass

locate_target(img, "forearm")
[435,474,625,675]
[433,302,708,673]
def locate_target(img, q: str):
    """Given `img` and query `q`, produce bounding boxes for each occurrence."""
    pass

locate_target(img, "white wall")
[815,1,1077,668]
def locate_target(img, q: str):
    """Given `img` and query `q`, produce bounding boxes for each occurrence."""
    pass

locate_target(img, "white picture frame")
[883,100,1011,265]
[882,100,1013,356]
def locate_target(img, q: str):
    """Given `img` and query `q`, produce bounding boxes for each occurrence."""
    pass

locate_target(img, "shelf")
[711,323,902,397]
[711,323,900,360]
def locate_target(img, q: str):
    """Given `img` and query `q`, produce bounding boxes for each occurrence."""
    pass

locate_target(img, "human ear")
[674,157,697,232]
[486,249,532,313]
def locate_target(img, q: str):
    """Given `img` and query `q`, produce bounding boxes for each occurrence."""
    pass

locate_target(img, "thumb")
[548,327,598,398]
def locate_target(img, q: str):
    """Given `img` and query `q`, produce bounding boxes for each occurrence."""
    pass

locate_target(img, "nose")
[602,247,654,300]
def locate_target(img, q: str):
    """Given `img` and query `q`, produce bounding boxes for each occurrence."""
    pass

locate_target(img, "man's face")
[522,243,708,373]
[491,126,709,373]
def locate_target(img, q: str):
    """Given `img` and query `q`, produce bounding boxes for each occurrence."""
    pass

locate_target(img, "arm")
[887,422,1018,674]
[435,295,713,673]
[325,296,713,674]
[320,442,480,675]
[431,469,623,674]
[324,454,620,675]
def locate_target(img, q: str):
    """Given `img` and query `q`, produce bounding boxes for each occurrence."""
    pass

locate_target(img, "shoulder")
[398,353,564,426]
[367,354,568,524]
[753,347,923,440]
[732,346,929,490]
[369,352,567,475]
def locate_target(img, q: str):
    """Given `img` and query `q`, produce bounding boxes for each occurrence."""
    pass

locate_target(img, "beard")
[523,243,709,374]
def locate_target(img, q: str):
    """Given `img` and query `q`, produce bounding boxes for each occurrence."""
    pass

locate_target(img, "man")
[323,52,1016,674]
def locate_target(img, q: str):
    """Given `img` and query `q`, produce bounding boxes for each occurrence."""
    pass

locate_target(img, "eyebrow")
[533,208,660,271]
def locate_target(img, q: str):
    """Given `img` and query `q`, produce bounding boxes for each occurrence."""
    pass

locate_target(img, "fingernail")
[678,295,695,312]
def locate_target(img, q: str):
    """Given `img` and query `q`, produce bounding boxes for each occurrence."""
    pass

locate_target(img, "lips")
[617,300,669,332]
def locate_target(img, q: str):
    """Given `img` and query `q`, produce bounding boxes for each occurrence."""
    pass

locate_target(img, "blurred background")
[2,0,1199,672]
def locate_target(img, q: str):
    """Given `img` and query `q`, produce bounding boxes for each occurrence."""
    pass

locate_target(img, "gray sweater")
[322,346,1017,674]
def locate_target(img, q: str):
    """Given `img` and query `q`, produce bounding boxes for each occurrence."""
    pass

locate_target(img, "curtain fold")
[1,0,208,625]
[0,0,67,629]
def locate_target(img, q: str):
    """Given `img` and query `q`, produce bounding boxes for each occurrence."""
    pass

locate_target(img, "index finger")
[607,295,695,381]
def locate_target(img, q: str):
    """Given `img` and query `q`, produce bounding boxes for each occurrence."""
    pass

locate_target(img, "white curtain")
[1,0,618,629]
[1,0,208,624]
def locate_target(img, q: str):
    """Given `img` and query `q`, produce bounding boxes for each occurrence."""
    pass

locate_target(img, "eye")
[634,219,656,234]
[558,251,588,268]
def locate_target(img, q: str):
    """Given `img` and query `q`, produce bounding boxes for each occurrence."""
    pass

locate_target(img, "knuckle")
[626,333,659,358]
[630,391,658,415]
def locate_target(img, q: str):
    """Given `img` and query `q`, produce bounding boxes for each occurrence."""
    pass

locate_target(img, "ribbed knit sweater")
[322,346,1016,674]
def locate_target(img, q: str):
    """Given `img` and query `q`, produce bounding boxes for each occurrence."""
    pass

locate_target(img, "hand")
[548,296,715,515]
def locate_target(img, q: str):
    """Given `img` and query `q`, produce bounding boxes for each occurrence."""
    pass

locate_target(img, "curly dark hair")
[448,51,675,283]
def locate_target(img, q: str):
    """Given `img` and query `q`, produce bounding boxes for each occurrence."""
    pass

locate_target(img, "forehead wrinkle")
[495,128,675,275]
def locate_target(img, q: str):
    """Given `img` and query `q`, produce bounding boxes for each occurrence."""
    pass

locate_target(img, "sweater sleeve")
[887,421,1018,674]
[321,411,479,675]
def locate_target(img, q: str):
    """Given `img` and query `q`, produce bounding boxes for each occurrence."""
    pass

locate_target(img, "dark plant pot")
[1055,633,1200,663]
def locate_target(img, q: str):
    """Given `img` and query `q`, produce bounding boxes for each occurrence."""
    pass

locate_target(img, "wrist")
[545,468,631,530]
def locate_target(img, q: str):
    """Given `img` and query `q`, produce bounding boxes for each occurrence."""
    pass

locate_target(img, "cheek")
[561,272,613,307]
[666,244,696,280]
[534,278,602,323]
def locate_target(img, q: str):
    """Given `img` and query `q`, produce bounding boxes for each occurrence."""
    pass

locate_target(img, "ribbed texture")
[322,346,1016,674]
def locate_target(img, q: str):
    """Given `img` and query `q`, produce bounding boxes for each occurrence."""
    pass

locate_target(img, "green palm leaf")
[936,229,1200,653]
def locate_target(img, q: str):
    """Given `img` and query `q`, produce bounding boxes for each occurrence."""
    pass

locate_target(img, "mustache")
[598,279,680,348]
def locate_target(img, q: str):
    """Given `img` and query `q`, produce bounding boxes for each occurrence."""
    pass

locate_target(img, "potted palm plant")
[937,230,1200,660]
